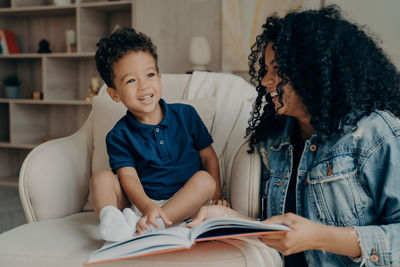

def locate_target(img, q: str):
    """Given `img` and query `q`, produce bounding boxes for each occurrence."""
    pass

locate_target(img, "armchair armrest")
[19,113,94,222]
[229,141,261,218]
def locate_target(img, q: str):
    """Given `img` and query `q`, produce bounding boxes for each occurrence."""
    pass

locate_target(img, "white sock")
[99,205,133,242]
[122,208,139,234]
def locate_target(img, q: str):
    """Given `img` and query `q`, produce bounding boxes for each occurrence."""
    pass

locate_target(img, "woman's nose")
[261,73,274,88]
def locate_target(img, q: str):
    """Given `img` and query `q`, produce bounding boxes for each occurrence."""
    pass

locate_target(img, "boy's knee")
[193,170,216,194]
[90,170,115,190]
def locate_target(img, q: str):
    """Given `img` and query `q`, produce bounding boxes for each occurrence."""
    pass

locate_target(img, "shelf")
[0,147,29,186]
[0,14,76,54]
[0,54,43,59]
[0,98,92,105]
[0,52,95,59]
[79,2,132,52]
[0,142,35,149]
[0,176,18,188]
[0,0,10,8]
[44,57,98,100]
[0,58,42,98]
[0,103,9,143]
[0,0,130,9]
[0,5,76,16]
[46,52,95,58]
[9,103,91,145]
[80,1,132,11]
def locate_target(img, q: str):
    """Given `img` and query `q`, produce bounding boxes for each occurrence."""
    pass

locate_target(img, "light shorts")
[130,198,170,217]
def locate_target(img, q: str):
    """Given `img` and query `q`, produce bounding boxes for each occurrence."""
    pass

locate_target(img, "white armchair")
[0,73,281,267]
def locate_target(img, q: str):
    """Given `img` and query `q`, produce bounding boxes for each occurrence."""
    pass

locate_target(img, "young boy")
[91,27,224,242]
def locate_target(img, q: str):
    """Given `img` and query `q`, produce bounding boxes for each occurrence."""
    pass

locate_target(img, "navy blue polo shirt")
[106,99,213,200]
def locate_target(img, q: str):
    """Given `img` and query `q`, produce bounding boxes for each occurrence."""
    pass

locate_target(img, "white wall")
[325,0,400,69]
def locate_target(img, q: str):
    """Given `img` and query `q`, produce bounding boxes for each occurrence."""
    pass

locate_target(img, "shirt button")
[159,140,164,145]
[155,128,160,132]
[309,144,317,152]
[370,254,379,263]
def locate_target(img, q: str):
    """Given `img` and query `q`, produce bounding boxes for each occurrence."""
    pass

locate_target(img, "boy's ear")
[107,87,120,102]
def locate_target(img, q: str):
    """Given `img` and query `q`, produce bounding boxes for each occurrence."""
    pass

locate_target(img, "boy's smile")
[108,51,163,125]
[138,94,154,102]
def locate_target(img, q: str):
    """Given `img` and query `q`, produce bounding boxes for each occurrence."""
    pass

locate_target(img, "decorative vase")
[189,36,211,71]
[52,0,72,6]
[4,85,20,98]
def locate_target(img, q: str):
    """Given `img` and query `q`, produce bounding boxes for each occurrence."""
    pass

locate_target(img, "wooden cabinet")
[0,0,221,187]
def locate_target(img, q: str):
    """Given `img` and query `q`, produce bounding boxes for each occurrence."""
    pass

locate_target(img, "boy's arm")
[198,145,221,200]
[116,166,171,229]
[116,166,153,212]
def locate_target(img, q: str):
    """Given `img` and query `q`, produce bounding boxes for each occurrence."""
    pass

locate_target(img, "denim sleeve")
[354,136,400,266]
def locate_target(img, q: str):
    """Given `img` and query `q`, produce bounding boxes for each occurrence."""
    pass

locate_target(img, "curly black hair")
[246,5,400,152]
[95,27,158,88]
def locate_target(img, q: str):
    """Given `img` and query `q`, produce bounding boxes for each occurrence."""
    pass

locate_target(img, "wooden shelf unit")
[0,0,134,187]
[0,0,222,188]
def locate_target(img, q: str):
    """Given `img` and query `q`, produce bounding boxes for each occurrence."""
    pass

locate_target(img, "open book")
[85,216,291,265]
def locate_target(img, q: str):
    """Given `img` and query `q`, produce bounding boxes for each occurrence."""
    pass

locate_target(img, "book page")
[190,216,291,241]
[87,227,191,264]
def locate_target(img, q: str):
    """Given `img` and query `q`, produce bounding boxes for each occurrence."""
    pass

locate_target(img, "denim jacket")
[258,110,400,267]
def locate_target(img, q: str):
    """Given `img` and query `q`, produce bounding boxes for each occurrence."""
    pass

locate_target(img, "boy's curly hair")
[95,27,158,88]
[246,5,400,152]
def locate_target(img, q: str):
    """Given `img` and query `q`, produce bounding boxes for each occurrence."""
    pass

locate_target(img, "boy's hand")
[212,199,231,208]
[137,203,172,234]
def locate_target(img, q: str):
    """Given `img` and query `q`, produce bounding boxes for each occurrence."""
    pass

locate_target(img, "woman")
[188,5,400,267]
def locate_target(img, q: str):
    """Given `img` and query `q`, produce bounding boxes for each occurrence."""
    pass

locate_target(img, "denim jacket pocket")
[267,171,290,216]
[306,154,367,226]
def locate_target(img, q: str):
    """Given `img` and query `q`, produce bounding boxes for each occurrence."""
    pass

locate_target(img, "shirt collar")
[270,110,367,151]
[271,117,293,150]
[271,117,320,151]
[126,98,169,132]
[158,99,169,127]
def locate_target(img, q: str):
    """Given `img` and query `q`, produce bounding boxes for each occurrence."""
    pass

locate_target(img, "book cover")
[85,217,291,265]
[0,29,20,54]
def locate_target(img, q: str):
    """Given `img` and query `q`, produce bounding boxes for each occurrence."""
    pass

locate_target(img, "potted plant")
[3,74,21,98]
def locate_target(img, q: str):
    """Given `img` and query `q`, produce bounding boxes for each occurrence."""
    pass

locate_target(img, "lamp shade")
[189,36,211,70]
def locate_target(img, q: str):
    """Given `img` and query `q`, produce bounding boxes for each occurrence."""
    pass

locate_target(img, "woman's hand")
[260,213,361,257]
[259,213,326,255]
[137,203,172,234]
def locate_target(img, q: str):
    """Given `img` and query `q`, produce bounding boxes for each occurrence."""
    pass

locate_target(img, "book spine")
[0,30,9,55]
[1,29,20,54]
[5,30,19,54]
